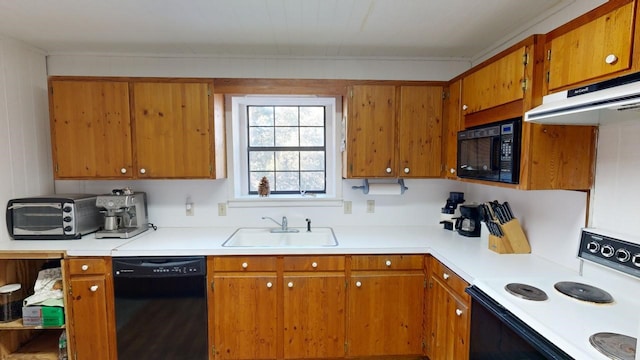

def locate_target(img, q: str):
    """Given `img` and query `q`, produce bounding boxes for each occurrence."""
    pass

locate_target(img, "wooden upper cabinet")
[443,80,462,179]
[545,0,637,93]
[132,81,213,178]
[345,85,397,178]
[462,46,528,115]
[398,85,443,178]
[344,84,444,178]
[50,80,133,178]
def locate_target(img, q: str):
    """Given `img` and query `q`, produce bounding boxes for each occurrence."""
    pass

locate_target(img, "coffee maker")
[455,204,482,237]
[95,189,149,239]
[440,192,465,230]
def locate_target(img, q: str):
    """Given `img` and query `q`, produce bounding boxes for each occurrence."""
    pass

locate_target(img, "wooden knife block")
[488,219,531,254]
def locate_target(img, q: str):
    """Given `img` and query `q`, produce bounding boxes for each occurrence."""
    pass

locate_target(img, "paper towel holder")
[352,179,408,195]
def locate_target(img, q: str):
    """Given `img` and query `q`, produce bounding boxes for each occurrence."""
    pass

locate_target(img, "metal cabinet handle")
[81,264,89,271]
[385,260,392,267]
[288,282,294,288]
[443,273,450,280]
[456,309,463,316]
[311,262,318,268]
[266,282,273,288]
[120,168,127,174]
[90,285,99,292]
[241,262,248,269]
[355,281,362,288]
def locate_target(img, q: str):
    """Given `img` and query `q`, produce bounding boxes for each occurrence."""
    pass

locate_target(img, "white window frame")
[227,95,342,207]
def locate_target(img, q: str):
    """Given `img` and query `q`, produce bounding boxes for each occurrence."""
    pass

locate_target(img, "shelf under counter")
[5,330,61,360]
[0,318,65,330]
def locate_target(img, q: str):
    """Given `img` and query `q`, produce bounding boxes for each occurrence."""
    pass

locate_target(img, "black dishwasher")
[113,256,208,360]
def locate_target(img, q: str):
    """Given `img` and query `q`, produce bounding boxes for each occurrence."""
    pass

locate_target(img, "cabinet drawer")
[283,256,345,271]
[351,255,424,270]
[213,256,277,272]
[67,258,108,275]
[429,257,470,302]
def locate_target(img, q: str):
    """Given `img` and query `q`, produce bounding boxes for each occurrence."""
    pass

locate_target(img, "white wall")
[0,37,53,243]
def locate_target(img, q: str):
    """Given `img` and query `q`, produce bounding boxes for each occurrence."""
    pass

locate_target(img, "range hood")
[524,72,640,125]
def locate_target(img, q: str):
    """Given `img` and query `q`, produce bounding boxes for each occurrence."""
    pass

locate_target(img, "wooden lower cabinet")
[425,256,470,360]
[347,255,426,357]
[209,257,278,360]
[65,257,116,360]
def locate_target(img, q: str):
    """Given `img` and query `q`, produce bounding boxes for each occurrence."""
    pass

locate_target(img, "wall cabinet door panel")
[50,80,133,178]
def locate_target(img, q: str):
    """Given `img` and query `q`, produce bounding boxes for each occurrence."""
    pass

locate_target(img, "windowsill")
[228,195,343,208]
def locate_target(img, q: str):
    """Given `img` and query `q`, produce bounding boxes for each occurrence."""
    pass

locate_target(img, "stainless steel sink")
[223,227,338,247]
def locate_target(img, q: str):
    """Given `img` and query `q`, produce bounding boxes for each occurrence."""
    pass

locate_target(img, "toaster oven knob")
[601,244,615,258]
[586,241,600,253]
[64,226,73,232]
[63,206,72,213]
[615,249,631,262]
[63,216,72,223]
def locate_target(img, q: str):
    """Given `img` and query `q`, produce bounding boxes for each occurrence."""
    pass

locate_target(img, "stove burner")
[554,281,614,304]
[505,283,548,301]
[589,332,636,360]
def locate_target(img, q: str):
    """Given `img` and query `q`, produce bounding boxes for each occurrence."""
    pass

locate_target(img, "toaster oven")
[6,194,102,240]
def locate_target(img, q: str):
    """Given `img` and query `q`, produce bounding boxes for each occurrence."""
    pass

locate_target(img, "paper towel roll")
[366,183,404,195]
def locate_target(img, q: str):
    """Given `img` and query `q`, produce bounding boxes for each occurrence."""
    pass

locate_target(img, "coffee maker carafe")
[455,204,482,237]
[95,189,149,239]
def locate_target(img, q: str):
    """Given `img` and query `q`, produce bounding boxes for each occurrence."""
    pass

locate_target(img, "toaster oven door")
[8,203,65,236]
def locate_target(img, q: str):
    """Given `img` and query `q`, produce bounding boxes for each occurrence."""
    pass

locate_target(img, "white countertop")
[1,225,637,359]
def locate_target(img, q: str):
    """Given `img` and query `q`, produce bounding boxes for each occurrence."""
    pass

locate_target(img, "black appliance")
[440,192,465,230]
[113,256,208,360]
[457,118,521,184]
[466,286,573,359]
[455,204,482,237]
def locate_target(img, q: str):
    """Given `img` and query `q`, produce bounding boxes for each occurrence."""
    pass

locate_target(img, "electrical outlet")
[344,201,352,214]
[186,202,194,216]
[366,200,375,213]
[218,203,227,216]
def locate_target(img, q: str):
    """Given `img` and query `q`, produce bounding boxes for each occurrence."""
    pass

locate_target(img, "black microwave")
[457,118,521,184]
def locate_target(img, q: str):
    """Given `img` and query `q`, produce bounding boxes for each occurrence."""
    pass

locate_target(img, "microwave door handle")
[8,203,63,210]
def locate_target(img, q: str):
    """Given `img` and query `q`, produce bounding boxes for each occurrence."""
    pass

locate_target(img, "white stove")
[471,228,640,360]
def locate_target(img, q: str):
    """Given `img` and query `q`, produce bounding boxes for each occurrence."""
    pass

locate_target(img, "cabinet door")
[133,82,213,178]
[398,86,443,178]
[443,80,462,179]
[426,276,469,360]
[346,85,396,178]
[348,271,424,356]
[68,275,113,360]
[462,46,527,114]
[546,2,634,92]
[50,80,133,178]
[212,274,277,360]
[283,273,346,359]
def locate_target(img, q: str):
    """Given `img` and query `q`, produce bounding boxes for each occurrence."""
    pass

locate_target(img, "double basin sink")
[223,227,338,247]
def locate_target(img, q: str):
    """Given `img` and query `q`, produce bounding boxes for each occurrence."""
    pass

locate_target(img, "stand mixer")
[95,189,149,239]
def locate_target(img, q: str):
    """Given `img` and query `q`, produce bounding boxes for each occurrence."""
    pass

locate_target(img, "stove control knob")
[601,244,615,258]
[586,241,600,253]
[615,248,631,262]
[632,254,640,267]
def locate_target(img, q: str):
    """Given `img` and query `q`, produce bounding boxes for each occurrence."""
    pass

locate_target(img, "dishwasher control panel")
[113,256,206,277]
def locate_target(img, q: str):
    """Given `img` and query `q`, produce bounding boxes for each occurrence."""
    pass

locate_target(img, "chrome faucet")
[261,216,299,233]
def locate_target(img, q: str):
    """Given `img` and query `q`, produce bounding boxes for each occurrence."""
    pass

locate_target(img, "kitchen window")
[229,96,341,205]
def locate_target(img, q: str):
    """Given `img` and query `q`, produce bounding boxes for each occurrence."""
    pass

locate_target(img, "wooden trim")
[463,100,523,129]
[0,251,65,259]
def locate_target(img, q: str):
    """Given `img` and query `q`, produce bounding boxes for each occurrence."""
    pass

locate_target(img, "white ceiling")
[0,0,574,59]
